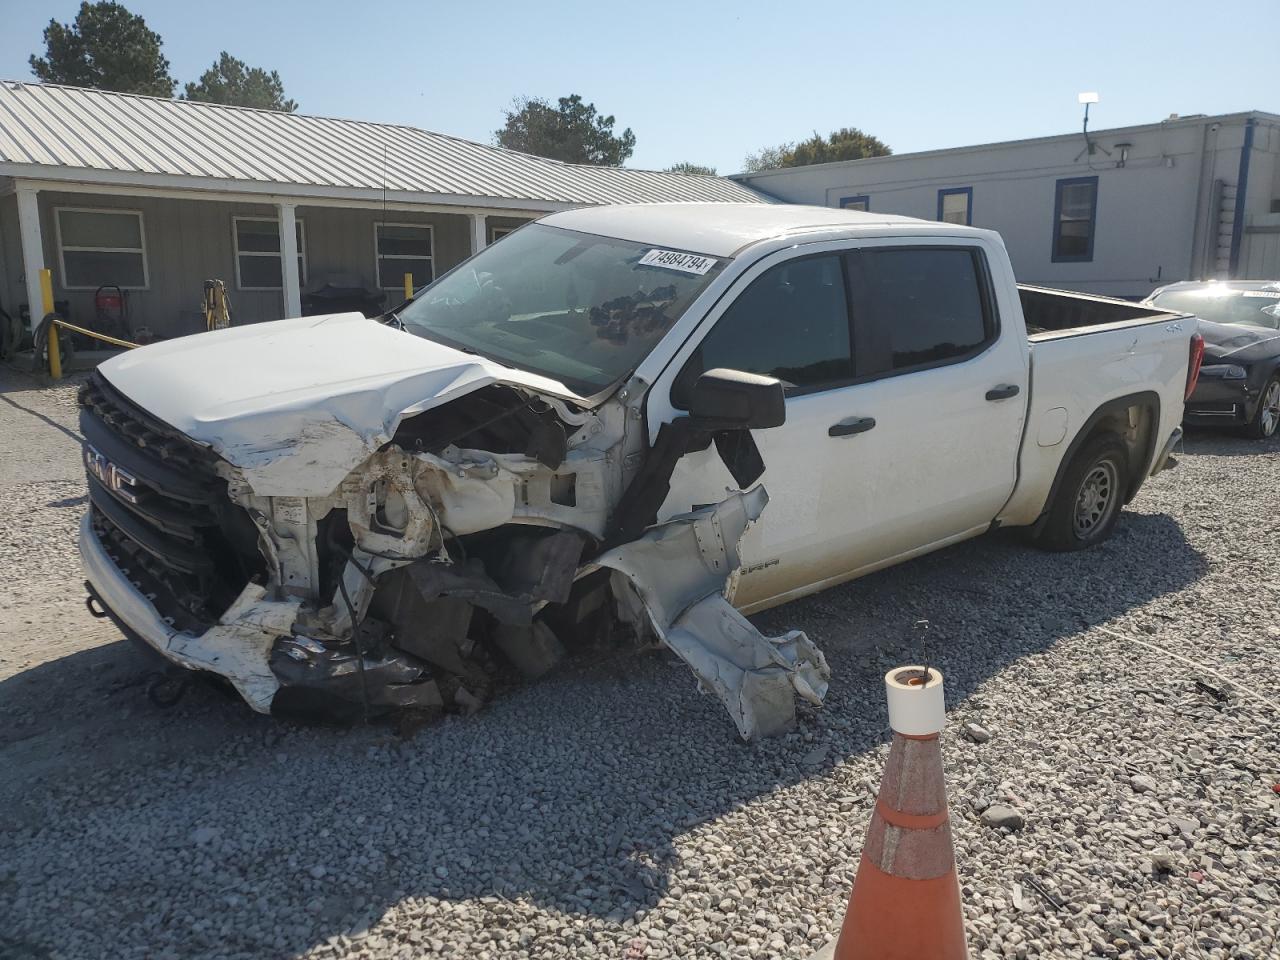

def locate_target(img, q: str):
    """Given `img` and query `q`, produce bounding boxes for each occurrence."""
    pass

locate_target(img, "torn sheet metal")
[81,513,300,712]
[586,486,830,739]
[665,595,828,739]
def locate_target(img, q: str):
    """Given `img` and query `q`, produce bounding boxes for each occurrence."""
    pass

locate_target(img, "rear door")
[818,243,1027,580]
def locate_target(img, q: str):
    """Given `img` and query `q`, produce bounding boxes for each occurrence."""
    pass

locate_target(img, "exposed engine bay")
[80,366,829,740]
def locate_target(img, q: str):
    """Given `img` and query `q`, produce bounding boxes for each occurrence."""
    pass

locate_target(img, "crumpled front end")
[79,366,829,738]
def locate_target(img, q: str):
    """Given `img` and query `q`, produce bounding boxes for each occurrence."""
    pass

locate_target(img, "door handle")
[985,384,1021,401]
[829,416,876,437]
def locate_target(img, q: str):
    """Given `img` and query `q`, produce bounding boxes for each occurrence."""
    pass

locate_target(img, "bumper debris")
[588,487,830,739]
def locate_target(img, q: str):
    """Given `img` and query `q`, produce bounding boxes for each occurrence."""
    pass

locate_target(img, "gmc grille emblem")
[85,445,140,503]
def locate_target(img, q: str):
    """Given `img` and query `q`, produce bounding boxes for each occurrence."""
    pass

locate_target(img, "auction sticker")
[639,249,718,275]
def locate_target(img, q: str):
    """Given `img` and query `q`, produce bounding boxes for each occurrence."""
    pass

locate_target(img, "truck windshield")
[397,224,726,395]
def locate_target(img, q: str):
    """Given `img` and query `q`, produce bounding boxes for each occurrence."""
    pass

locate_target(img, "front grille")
[80,372,264,629]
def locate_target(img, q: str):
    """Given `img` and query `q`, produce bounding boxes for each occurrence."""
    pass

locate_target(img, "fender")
[1030,390,1162,535]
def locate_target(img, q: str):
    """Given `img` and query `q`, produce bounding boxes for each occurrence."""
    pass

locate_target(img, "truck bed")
[1019,284,1177,339]
[996,286,1194,529]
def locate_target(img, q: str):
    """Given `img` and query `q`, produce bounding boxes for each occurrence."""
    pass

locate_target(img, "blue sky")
[1,0,1273,174]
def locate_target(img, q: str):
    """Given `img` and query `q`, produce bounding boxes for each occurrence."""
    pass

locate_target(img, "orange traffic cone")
[828,666,968,960]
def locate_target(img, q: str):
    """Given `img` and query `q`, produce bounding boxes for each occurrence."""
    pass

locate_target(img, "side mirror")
[687,368,785,431]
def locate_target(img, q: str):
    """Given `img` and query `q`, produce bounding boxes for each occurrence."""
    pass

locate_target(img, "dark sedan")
[1145,281,1280,439]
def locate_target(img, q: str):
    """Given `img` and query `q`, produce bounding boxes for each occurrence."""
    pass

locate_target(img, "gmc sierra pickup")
[79,204,1201,738]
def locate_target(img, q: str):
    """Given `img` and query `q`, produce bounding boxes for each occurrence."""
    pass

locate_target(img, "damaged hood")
[98,312,574,497]
[1198,319,1280,363]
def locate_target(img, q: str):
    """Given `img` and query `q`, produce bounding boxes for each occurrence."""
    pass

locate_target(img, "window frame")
[233,216,307,291]
[1051,176,1099,263]
[839,194,870,212]
[937,187,973,226]
[845,244,1001,384]
[54,206,150,291]
[374,221,435,292]
[489,225,516,244]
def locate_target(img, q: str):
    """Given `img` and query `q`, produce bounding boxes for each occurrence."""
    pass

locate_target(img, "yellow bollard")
[403,272,413,302]
[40,268,61,380]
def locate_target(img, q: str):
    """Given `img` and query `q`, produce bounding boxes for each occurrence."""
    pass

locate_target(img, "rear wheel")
[1035,434,1129,552]
[1244,376,1280,439]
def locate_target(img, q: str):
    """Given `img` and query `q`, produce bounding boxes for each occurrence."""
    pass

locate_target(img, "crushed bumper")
[81,484,830,738]
[80,512,291,711]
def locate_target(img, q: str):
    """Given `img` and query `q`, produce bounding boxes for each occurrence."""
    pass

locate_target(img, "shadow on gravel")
[4,510,1210,958]
[1180,426,1280,457]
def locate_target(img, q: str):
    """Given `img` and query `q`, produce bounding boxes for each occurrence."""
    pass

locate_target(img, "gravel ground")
[2,363,1277,960]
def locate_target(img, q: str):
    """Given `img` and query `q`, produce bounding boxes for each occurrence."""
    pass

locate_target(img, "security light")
[1074,92,1109,161]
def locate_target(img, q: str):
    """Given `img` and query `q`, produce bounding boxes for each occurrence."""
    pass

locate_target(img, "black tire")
[1243,375,1280,440]
[1036,433,1129,552]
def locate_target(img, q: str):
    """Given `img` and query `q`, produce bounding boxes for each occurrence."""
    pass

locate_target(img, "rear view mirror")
[687,368,785,431]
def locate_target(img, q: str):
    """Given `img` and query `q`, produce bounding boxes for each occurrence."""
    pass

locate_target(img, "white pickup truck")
[79,204,1201,738]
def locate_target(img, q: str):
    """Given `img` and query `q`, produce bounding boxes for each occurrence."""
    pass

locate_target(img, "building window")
[375,222,433,291]
[840,195,870,212]
[937,187,973,226]
[489,226,516,244]
[233,217,306,290]
[1052,177,1098,262]
[55,207,148,289]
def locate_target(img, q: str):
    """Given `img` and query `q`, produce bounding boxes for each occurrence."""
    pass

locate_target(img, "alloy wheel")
[1260,381,1280,438]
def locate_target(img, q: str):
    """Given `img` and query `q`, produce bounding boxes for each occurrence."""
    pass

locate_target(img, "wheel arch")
[1032,390,1162,532]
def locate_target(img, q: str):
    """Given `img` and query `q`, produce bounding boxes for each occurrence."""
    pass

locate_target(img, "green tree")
[495,95,635,166]
[789,127,891,166]
[29,1,174,96]
[182,52,297,111]
[742,143,794,173]
[743,127,891,172]
[665,162,717,176]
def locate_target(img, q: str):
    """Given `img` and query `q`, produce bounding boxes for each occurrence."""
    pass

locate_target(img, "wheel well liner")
[1033,390,1162,530]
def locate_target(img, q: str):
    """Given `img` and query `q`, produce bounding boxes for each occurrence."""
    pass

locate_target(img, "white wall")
[740,115,1280,298]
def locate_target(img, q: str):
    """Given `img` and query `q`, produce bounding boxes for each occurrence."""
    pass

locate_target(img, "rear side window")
[848,247,994,377]
[673,254,853,405]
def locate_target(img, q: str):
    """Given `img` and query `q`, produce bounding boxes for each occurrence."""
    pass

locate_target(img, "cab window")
[673,254,853,406]
[847,247,996,377]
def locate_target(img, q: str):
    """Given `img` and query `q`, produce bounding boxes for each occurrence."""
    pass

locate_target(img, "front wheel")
[1035,434,1130,552]
[1244,376,1280,440]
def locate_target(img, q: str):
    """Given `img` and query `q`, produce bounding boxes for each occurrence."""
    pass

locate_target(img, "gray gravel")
[2,363,1278,960]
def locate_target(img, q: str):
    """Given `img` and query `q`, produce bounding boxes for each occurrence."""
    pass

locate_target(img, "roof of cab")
[541,202,934,257]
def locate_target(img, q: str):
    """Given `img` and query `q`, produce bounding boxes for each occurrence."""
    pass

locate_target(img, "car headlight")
[1199,363,1248,379]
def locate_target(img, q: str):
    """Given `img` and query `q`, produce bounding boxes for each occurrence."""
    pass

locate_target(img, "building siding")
[740,114,1280,298]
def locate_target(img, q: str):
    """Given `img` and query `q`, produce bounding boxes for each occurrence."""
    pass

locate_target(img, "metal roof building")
[0,80,763,339]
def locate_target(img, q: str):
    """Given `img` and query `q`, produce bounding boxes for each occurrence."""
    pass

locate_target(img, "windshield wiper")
[382,311,405,330]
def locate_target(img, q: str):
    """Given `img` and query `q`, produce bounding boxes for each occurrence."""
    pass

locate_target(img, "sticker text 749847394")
[638,249,718,276]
